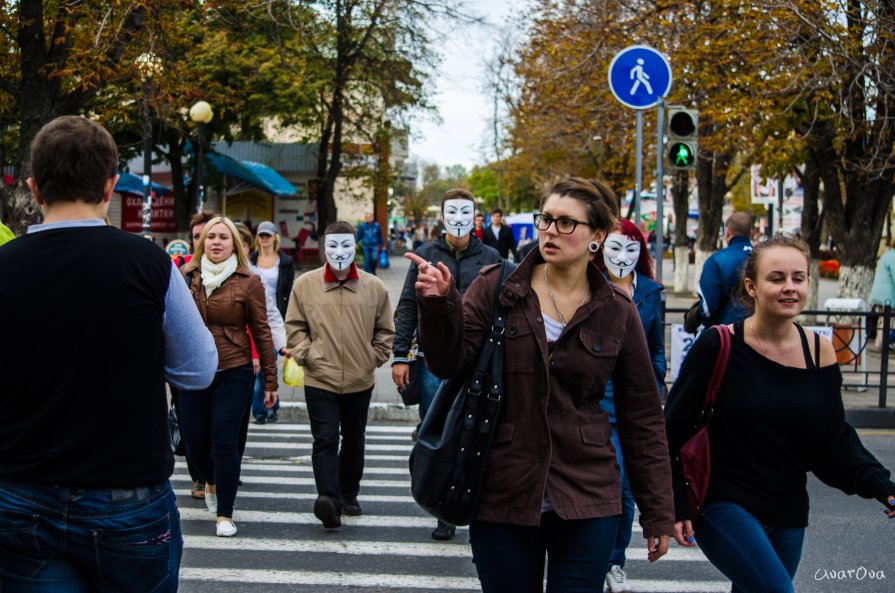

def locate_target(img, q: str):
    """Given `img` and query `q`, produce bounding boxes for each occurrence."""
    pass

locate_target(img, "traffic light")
[666,107,698,171]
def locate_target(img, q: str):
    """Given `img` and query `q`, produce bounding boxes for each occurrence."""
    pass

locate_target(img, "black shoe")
[313,495,341,529]
[253,416,267,425]
[343,498,362,516]
[431,520,455,540]
[267,410,278,423]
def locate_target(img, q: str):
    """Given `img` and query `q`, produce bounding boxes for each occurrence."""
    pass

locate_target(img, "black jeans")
[179,364,254,518]
[469,512,619,593]
[305,385,373,508]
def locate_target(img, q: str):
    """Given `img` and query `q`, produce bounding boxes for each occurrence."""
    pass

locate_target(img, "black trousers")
[305,385,373,508]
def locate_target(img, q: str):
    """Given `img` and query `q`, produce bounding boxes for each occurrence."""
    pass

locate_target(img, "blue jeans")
[470,512,620,593]
[608,424,635,568]
[695,502,805,593]
[417,358,443,420]
[305,386,373,506]
[179,364,254,518]
[0,478,181,592]
[362,248,378,274]
[252,352,279,421]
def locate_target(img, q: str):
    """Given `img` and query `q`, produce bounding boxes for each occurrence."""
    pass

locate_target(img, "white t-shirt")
[257,264,279,296]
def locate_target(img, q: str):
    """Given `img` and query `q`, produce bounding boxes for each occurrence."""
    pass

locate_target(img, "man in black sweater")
[482,207,518,260]
[0,116,217,592]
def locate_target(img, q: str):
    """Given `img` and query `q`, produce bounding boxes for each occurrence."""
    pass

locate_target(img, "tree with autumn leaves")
[0,0,457,237]
[506,0,895,300]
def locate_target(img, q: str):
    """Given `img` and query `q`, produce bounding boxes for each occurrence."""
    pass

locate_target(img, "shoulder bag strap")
[700,324,731,424]
[468,261,515,398]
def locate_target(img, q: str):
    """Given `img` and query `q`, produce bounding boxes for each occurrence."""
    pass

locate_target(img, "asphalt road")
[174,424,895,593]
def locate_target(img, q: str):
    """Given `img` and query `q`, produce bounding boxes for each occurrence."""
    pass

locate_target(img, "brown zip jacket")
[184,265,278,391]
[418,251,675,538]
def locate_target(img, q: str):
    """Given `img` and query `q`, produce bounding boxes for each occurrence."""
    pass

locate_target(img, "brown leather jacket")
[418,252,675,538]
[184,265,278,391]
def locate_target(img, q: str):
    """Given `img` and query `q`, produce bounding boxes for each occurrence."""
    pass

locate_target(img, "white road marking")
[179,567,480,590]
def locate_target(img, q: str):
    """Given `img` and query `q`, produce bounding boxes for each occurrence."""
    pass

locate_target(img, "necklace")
[543,264,589,327]
[750,319,796,359]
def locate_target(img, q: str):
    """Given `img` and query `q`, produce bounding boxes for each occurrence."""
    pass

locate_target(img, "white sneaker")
[216,519,237,537]
[606,565,633,593]
[205,492,217,514]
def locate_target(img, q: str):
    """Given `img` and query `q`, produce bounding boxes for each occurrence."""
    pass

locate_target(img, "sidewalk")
[276,254,895,428]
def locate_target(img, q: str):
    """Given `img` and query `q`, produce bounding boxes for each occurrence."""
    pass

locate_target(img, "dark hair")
[441,188,474,212]
[324,221,356,236]
[590,178,620,217]
[30,116,118,205]
[541,176,617,235]
[734,233,810,313]
[190,210,217,232]
[491,207,503,215]
[726,211,752,237]
[595,218,654,279]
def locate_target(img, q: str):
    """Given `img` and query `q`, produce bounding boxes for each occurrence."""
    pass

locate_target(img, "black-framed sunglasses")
[533,213,593,234]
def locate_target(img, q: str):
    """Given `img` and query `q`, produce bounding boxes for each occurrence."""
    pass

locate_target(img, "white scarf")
[201,254,238,298]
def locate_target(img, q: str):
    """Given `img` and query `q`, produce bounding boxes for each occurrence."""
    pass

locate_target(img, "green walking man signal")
[667,142,696,169]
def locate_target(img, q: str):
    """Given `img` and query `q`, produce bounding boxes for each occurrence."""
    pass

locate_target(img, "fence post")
[880,304,890,408]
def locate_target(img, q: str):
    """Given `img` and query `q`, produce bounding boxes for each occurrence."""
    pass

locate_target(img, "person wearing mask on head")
[357,213,384,275]
[286,222,395,530]
[696,212,753,329]
[392,189,501,541]
[0,116,217,591]
[409,177,674,592]
[665,234,895,593]
[595,218,666,593]
[179,216,279,538]
[482,207,518,260]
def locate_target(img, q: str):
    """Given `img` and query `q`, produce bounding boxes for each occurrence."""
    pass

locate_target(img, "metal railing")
[661,305,894,408]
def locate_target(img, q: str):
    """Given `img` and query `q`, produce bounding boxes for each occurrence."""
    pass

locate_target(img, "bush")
[819,259,840,279]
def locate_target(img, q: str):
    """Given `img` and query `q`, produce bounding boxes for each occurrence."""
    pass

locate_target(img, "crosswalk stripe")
[180,567,481,590]
[177,423,726,592]
[175,489,417,503]
[183,534,709,562]
[244,441,412,451]
[173,474,409,488]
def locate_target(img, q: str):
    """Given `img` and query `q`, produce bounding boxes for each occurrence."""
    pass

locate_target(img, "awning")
[205,152,296,197]
[115,172,173,196]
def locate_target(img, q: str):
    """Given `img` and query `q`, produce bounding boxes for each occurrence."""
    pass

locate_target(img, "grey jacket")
[392,235,500,364]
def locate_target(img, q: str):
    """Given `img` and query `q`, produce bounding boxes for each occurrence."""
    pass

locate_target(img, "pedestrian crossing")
[173,423,731,592]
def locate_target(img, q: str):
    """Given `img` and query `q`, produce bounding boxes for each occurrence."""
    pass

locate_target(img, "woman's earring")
[589,241,600,253]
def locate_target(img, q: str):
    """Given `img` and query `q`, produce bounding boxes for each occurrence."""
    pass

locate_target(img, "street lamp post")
[189,101,214,213]
[136,52,162,238]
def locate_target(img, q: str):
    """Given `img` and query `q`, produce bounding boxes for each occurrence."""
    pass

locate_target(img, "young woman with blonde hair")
[180,216,278,537]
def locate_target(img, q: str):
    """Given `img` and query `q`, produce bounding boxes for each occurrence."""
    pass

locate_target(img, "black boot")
[431,520,456,540]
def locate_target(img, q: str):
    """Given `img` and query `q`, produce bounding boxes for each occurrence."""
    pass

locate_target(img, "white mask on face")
[602,233,641,279]
[443,199,475,238]
[324,233,356,271]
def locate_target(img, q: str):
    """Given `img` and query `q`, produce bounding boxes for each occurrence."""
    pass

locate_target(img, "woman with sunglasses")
[409,177,674,593]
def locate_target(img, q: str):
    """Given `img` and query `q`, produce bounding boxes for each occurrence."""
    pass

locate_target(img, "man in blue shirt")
[357,212,384,274]
[698,211,753,326]
[0,116,217,592]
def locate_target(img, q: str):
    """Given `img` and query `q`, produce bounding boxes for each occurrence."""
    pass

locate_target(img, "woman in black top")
[665,234,895,593]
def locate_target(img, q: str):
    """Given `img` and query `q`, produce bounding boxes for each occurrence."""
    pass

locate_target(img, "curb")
[277,401,419,424]
[845,407,895,429]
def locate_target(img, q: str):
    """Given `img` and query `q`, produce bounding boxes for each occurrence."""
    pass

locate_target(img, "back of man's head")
[30,116,118,206]
[726,212,752,238]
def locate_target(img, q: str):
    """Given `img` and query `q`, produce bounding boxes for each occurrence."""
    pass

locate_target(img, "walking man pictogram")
[629,58,653,95]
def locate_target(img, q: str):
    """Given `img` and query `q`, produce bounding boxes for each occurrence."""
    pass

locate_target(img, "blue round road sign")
[608,45,672,110]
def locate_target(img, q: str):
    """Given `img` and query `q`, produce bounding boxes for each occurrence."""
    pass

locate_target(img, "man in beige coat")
[286,221,395,529]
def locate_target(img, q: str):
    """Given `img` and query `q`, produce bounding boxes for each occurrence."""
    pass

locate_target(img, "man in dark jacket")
[483,207,518,260]
[698,211,753,326]
[392,189,501,541]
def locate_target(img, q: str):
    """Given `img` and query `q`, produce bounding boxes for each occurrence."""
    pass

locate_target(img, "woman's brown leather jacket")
[184,265,278,391]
